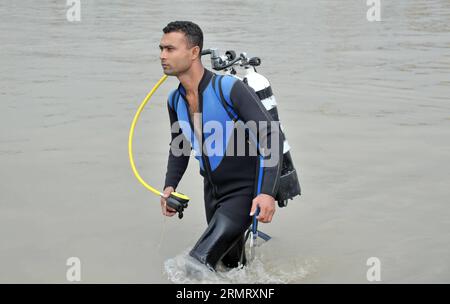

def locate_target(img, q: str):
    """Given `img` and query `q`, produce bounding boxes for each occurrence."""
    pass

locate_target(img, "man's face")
[159,32,197,76]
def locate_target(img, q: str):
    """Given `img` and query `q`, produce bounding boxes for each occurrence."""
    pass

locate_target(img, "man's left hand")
[250,194,276,223]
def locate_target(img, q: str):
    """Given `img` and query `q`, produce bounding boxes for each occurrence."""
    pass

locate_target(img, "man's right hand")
[161,186,176,217]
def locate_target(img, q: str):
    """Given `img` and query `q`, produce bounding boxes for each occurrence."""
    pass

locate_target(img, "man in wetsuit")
[159,21,283,270]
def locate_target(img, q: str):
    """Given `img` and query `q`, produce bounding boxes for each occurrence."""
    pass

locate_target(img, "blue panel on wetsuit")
[173,93,204,171]
[202,85,236,171]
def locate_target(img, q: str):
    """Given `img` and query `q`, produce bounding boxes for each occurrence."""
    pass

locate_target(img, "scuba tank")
[201,48,301,207]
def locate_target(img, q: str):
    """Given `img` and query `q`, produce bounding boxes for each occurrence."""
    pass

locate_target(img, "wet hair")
[163,21,203,52]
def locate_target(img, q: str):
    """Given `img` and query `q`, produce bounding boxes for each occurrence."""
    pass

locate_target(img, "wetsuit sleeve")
[163,100,190,190]
[230,80,283,198]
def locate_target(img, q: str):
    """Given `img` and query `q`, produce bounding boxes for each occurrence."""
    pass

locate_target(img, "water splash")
[164,247,317,284]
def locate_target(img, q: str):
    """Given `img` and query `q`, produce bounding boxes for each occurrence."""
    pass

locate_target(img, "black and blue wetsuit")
[164,68,283,269]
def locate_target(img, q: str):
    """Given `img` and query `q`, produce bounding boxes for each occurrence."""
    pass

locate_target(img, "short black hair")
[163,21,203,52]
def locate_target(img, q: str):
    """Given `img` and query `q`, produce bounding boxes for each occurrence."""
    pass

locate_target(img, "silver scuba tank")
[241,67,301,207]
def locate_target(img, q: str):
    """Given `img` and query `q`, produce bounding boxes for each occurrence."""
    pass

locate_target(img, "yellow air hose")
[128,74,190,203]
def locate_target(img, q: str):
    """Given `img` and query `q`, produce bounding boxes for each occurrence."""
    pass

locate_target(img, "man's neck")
[178,63,205,96]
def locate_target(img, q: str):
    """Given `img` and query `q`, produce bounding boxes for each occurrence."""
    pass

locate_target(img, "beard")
[162,66,176,76]
[162,61,191,77]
